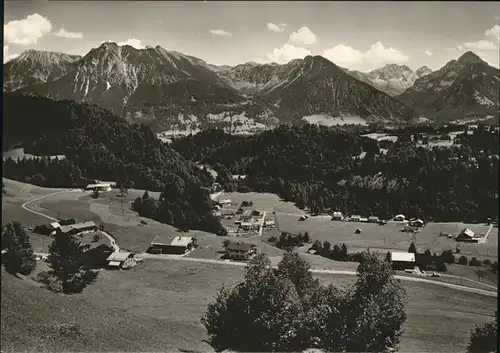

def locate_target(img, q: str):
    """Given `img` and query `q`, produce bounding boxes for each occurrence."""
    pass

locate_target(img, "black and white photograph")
[1,1,498,352]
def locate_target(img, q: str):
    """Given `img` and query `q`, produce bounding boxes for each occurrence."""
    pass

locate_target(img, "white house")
[85,183,112,192]
[390,251,416,270]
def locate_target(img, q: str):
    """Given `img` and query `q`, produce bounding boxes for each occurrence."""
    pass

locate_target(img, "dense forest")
[2,93,223,234]
[172,124,499,222]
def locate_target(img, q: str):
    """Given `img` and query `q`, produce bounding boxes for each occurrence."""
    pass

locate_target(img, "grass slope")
[1,259,496,353]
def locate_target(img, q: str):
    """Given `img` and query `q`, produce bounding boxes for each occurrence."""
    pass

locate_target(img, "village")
[25,180,497,279]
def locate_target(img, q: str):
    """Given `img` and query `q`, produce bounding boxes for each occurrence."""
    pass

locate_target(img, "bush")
[458,256,469,265]
[440,249,455,264]
[469,257,482,267]
[483,259,492,266]
[268,236,277,243]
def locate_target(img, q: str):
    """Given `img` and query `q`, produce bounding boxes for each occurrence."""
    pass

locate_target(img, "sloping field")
[1,259,496,353]
[276,214,498,261]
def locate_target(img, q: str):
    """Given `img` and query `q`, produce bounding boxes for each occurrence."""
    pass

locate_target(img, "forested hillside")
[172,125,499,222]
[3,93,225,235]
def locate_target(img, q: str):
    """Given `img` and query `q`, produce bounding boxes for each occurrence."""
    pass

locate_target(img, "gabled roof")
[459,228,475,238]
[226,242,255,252]
[107,251,132,262]
[49,222,61,229]
[391,252,415,262]
[333,212,343,216]
[170,236,193,247]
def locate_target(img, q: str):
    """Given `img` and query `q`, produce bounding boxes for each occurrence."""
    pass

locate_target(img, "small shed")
[410,219,425,227]
[390,251,415,270]
[393,214,406,222]
[350,215,361,222]
[106,251,134,269]
[299,215,308,221]
[355,228,362,234]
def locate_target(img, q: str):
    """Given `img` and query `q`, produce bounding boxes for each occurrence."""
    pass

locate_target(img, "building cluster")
[32,219,139,270]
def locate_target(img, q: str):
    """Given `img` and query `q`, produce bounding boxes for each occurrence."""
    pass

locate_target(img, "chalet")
[58,221,98,236]
[350,215,361,222]
[34,222,61,236]
[264,220,275,227]
[368,216,379,223]
[85,183,113,192]
[332,212,343,221]
[409,218,425,227]
[390,251,416,270]
[393,214,406,222]
[225,241,257,261]
[106,251,134,269]
[359,217,368,223]
[219,199,232,207]
[148,235,195,254]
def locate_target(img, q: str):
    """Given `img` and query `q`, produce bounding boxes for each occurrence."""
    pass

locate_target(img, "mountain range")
[345,64,433,96]
[3,44,499,131]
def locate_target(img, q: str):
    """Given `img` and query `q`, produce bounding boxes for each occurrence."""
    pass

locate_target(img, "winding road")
[24,189,497,297]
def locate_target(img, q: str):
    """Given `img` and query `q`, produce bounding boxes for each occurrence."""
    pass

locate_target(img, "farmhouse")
[332,212,343,221]
[106,251,134,269]
[390,251,416,270]
[225,241,257,261]
[85,183,113,192]
[58,221,98,236]
[148,235,195,254]
[34,222,61,236]
[368,216,379,223]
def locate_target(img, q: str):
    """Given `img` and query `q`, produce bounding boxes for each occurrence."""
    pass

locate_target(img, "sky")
[4,1,500,72]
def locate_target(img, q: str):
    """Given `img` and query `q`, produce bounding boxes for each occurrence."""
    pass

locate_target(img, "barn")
[390,251,416,270]
[148,235,195,254]
[58,221,98,236]
[106,251,134,269]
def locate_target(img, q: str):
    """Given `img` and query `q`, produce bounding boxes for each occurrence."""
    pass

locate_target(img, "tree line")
[172,125,498,222]
[2,93,224,234]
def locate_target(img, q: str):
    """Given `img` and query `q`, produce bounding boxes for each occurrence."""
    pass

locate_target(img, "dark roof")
[226,242,255,252]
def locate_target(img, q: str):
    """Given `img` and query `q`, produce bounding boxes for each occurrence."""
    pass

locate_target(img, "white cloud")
[425,50,433,56]
[485,24,499,43]
[463,40,497,51]
[288,26,317,46]
[4,13,52,45]
[53,28,83,39]
[117,38,145,49]
[364,42,410,66]
[457,44,464,51]
[209,29,232,37]
[259,43,311,64]
[3,45,19,63]
[323,44,364,66]
[322,42,409,70]
[267,22,286,33]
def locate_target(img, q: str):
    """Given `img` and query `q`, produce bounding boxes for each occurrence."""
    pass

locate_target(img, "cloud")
[425,50,433,56]
[458,25,499,53]
[3,45,19,63]
[209,29,232,37]
[117,38,145,49]
[288,26,317,46]
[323,42,409,70]
[267,22,286,32]
[457,44,464,51]
[4,13,52,45]
[54,28,83,39]
[323,44,364,67]
[463,40,497,51]
[259,43,311,64]
[485,24,499,43]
